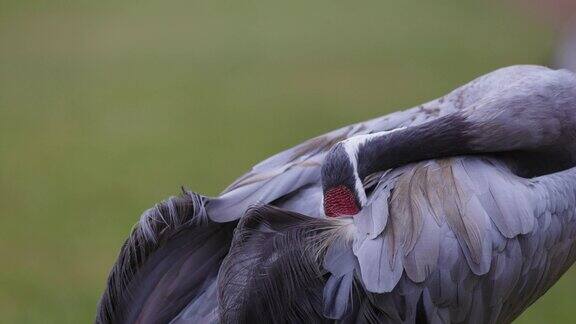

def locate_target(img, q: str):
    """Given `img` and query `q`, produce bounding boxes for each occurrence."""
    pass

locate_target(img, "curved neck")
[322,67,576,217]
[355,115,475,180]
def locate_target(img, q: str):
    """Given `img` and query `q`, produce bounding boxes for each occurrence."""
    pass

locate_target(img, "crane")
[96,65,576,323]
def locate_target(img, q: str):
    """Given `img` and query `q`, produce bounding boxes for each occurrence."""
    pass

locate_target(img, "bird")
[96,65,576,324]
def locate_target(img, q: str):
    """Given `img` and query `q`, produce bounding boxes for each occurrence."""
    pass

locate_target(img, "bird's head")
[321,129,404,217]
[321,141,367,217]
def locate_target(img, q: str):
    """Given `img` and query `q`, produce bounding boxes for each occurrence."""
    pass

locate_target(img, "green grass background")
[0,0,574,322]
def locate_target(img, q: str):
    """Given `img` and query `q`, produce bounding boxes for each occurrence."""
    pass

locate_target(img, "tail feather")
[95,189,234,324]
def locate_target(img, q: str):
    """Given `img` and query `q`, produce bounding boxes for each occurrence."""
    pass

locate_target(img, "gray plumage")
[350,156,576,322]
[96,65,576,323]
[96,191,235,324]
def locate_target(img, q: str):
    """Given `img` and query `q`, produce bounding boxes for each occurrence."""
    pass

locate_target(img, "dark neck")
[356,115,475,180]
[355,114,576,180]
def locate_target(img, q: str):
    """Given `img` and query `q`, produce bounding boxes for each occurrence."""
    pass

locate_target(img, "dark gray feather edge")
[218,205,329,323]
[95,189,232,324]
[217,204,410,324]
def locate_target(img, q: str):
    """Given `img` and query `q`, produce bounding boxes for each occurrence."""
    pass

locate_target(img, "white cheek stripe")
[341,127,405,206]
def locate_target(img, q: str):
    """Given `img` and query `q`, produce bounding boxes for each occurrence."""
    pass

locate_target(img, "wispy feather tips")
[96,190,216,324]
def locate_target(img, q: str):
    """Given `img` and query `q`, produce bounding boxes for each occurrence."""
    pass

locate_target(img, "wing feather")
[353,157,576,323]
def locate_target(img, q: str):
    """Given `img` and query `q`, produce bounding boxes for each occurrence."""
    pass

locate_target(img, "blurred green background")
[0,0,574,322]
